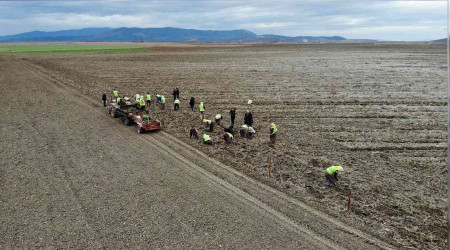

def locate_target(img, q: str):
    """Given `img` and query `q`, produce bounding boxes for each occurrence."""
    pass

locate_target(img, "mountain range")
[0,27,349,43]
[432,38,447,43]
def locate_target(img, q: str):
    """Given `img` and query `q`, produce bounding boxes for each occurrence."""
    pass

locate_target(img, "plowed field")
[10,42,446,249]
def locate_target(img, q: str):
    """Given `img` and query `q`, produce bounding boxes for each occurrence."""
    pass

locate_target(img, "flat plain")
[2,42,446,249]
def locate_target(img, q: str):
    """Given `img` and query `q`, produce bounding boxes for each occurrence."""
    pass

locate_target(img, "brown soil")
[10,42,447,249]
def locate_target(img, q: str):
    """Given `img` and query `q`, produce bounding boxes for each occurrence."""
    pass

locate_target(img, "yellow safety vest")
[117,97,121,103]
[271,124,278,135]
[174,99,180,104]
[140,97,146,106]
[227,133,233,139]
[199,103,205,112]
[327,166,341,175]
[203,119,212,125]
[113,90,118,97]
[241,125,249,131]
[146,94,151,101]
[203,134,211,142]
[161,96,166,104]
[215,114,222,120]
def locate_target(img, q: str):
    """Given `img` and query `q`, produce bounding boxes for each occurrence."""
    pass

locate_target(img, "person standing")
[244,111,253,126]
[189,97,195,111]
[270,123,278,144]
[199,102,205,120]
[102,92,107,107]
[112,88,119,101]
[229,108,236,125]
[172,88,177,101]
[146,92,152,106]
[139,96,146,110]
[160,95,166,110]
[175,88,180,99]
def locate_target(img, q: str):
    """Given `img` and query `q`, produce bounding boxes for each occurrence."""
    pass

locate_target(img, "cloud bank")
[0,0,446,41]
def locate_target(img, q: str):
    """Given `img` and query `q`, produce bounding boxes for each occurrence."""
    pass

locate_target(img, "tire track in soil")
[149,133,396,250]
[21,60,395,249]
[23,63,104,249]
[20,59,341,250]
[21,60,336,249]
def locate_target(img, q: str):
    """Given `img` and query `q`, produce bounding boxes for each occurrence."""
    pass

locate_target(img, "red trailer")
[133,113,161,133]
[107,101,161,133]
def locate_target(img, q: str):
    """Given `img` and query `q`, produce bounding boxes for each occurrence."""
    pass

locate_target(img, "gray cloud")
[0,0,446,41]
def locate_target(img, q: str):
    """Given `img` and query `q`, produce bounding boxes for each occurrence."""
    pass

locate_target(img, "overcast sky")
[0,0,446,41]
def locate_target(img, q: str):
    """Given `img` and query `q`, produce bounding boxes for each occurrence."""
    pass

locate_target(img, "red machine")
[107,100,161,133]
[132,112,161,133]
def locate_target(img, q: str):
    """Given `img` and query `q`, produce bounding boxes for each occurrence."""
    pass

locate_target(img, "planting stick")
[347,190,352,214]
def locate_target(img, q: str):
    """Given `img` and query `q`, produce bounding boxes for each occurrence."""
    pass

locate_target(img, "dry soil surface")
[2,42,447,249]
[0,58,398,249]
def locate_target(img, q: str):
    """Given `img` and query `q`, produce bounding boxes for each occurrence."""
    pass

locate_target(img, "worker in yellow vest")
[189,127,200,139]
[203,134,213,145]
[215,114,223,125]
[113,89,119,101]
[325,166,343,187]
[240,124,249,138]
[146,92,152,106]
[199,102,205,120]
[139,96,146,110]
[203,119,214,132]
[223,132,233,143]
[160,95,166,110]
[174,98,180,111]
[270,123,278,144]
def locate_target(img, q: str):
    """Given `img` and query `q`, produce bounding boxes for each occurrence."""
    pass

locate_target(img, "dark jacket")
[102,93,107,101]
[224,124,234,133]
[189,97,195,106]
[244,112,253,126]
[230,109,236,120]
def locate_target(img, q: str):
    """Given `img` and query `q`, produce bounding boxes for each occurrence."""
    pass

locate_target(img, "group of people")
[194,103,278,147]
[104,88,343,187]
[106,88,279,145]
[106,88,171,111]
